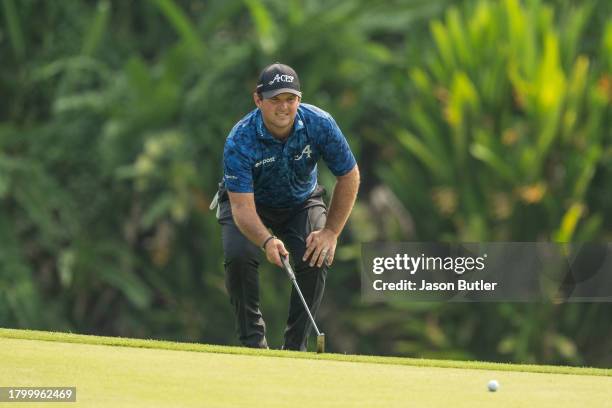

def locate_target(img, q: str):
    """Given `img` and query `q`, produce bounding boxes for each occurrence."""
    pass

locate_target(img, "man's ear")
[253,92,262,107]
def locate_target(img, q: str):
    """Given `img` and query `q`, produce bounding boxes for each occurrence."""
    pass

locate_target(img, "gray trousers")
[217,186,328,351]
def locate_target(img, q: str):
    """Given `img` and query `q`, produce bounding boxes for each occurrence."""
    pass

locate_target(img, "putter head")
[316,333,325,354]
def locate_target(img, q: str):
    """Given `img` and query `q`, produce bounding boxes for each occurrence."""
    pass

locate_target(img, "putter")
[280,255,325,353]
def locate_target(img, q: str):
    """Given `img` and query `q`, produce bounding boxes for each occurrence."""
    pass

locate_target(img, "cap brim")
[261,88,302,99]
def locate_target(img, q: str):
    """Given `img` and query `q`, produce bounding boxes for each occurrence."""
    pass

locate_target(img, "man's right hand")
[265,237,289,267]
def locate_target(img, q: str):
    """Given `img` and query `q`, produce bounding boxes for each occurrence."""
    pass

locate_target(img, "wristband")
[261,235,276,252]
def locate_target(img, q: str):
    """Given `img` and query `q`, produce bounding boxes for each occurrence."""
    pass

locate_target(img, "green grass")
[1,328,611,407]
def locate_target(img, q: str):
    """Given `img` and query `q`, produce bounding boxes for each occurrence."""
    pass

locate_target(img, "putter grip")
[281,256,296,280]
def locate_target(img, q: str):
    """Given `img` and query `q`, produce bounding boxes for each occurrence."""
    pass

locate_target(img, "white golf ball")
[487,380,499,392]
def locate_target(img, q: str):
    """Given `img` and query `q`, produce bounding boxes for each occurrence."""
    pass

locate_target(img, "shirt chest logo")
[255,156,276,168]
[294,145,312,161]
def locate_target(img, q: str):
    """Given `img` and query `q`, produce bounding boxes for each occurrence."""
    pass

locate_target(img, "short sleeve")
[223,137,254,192]
[320,116,357,176]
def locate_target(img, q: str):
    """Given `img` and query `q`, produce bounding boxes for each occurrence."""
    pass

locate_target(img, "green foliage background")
[1,0,611,366]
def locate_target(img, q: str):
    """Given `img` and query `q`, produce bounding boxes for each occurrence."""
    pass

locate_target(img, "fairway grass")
[1,328,611,407]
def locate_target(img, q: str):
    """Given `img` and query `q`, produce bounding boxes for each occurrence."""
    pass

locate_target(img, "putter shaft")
[281,256,322,336]
[290,278,322,336]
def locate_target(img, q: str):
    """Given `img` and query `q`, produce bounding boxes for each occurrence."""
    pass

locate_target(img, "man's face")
[254,92,300,139]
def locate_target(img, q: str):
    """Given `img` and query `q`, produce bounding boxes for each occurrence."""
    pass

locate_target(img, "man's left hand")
[303,228,338,267]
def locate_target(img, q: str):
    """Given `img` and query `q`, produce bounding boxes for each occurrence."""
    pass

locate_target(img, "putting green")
[0,329,610,407]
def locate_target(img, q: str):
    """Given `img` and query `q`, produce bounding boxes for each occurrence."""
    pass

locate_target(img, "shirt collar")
[255,108,304,141]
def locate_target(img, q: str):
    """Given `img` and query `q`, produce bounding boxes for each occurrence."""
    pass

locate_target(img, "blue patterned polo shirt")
[222,103,356,208]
